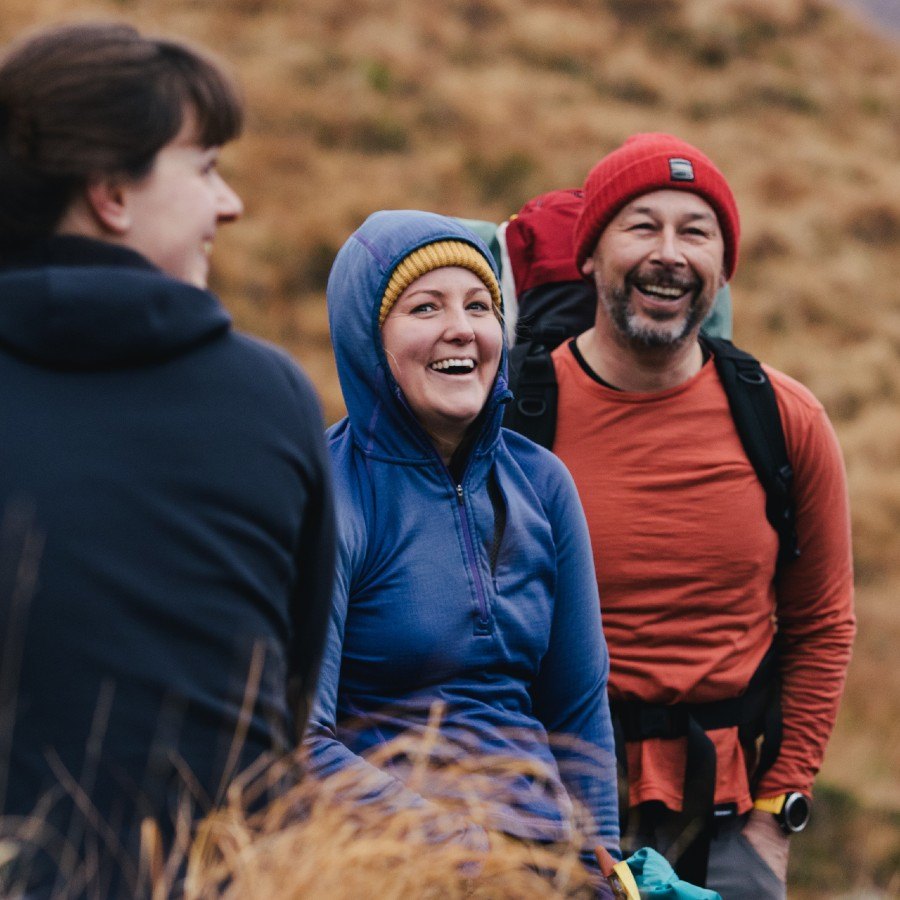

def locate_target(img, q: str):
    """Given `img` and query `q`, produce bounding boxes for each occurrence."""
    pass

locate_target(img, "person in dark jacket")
[306,210,620,891]
[0,22,334,896]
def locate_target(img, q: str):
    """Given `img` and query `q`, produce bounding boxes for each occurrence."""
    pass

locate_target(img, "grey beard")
[602,284,706,349]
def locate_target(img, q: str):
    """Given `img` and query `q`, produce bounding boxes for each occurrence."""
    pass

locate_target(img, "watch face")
[782,793,811,832]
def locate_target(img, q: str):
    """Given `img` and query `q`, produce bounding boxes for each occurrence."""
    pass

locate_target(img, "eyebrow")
[403,284,491,300]
[628,205,717,223]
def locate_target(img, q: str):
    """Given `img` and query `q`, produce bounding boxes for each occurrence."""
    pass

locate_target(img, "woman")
[0,23,333,895]
[307,210,619,879]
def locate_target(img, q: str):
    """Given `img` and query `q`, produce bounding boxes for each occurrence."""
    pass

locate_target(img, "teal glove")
[626,847,722,899]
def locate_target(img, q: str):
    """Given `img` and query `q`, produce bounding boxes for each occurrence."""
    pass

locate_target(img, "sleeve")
[756,388,856,798]
[284,372,337,742]
[268,360,335,743]
[530,458,621,862]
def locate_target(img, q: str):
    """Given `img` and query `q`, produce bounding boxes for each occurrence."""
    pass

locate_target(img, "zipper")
[455,482,491,633]
[390,384,493,633]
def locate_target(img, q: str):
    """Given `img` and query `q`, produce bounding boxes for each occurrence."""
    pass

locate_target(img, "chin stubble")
[601,282,707,349]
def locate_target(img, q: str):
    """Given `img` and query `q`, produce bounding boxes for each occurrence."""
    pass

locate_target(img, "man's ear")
[84,177,131,235]
[580,255,595,277]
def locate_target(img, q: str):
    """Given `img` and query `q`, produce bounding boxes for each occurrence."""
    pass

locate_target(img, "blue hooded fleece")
[306,211,619,860]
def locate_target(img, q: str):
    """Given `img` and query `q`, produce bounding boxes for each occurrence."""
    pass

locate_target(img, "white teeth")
[638,284,688,299]
[429,358,476,371]
[202,240,214,257]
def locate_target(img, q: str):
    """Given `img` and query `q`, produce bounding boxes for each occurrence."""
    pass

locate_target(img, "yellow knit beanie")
[378,240,502,327]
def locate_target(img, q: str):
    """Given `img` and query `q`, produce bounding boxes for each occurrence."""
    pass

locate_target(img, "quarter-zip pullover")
[306,211,619,862]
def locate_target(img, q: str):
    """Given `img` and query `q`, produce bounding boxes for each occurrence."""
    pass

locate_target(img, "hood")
[327,210,509,465]
[0,240,231,370]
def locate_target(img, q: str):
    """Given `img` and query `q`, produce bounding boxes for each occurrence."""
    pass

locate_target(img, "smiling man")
[541,134,856,898]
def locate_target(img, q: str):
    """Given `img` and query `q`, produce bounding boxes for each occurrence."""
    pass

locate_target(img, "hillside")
[2,0,899,894]
[841,0,900,35]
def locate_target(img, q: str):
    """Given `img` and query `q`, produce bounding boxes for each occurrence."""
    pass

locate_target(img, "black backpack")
[504,332,800,570]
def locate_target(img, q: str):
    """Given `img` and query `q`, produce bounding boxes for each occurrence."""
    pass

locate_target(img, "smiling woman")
[307,209,620,893]
[381,261,503,465]
[54,113,244,288]
[0,22,334,896]
[0,22,243,275]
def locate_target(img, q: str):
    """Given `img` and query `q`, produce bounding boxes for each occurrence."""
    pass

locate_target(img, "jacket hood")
[326,210,509,465]
[0,240,230,370]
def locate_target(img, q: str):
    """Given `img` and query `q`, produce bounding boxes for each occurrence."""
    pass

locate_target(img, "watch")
[753,792,811,834]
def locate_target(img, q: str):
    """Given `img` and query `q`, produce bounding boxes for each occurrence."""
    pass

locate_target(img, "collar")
[3,236,158,273]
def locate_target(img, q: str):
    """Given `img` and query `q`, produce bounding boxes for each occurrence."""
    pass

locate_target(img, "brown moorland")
[2,0,899,895]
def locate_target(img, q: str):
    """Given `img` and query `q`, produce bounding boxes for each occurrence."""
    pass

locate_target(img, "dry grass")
[183,753,598,898]
[3,0,899,891]
[1,720,603,899]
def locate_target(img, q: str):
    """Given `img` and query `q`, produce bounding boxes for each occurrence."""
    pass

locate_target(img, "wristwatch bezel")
[778,791,811,834]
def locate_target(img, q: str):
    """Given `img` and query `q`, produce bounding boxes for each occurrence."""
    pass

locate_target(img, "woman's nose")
[215,175,244,223]
[443,305,475,342]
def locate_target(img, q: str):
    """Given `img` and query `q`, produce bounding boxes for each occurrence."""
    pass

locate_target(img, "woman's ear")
[83,176,131,235]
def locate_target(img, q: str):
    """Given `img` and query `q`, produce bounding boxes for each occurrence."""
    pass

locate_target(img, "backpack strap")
[705,336,801,569]
[503,339,558,449]
[505,334,801,575]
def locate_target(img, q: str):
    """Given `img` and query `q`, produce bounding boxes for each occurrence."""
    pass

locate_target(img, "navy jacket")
[0,238,334,892]
[306,211,619,860]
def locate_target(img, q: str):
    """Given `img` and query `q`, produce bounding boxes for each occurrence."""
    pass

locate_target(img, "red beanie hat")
[574,133,740,280]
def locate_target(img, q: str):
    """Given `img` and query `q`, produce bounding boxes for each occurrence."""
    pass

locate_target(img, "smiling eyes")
[409,298,492,315]
[627,220,716,239]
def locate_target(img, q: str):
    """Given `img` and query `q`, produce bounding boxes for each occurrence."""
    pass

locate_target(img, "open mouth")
[633,279,696,301]
[429,358,476,375]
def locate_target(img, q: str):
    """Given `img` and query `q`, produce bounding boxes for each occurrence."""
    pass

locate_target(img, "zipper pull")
[456,484,464,502]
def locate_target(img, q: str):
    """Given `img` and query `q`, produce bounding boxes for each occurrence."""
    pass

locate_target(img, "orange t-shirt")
[551,341,855,811]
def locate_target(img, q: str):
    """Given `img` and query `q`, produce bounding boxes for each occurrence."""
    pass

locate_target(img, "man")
[0,23,334,896]
[548,133,855,898]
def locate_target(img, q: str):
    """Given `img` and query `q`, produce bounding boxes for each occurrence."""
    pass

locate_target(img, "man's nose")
[653,226,685,266]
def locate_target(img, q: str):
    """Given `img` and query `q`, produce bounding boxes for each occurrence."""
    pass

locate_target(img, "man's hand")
[741,808,790,881]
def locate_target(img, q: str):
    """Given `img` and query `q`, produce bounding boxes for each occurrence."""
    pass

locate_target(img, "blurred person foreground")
[1,709,612,899]
[0,19,334,897]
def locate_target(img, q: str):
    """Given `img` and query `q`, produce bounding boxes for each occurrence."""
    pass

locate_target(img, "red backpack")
[503,188,596,347]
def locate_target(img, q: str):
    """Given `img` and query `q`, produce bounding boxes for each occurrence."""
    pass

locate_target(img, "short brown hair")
[0,22,244,260]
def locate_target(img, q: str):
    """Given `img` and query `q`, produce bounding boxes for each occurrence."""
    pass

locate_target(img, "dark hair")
[0,22,243,259]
